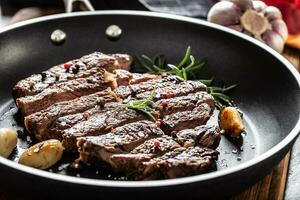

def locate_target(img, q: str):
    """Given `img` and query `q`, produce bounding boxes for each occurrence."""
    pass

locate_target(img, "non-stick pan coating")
[0,11,299,199]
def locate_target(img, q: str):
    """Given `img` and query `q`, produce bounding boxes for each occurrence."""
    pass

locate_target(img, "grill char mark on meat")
[155,92,214,115]
[136,81,207,101]
[79,125,220,180]
[141,147,218,179]
[23,72,161,141]
[61,91,214,151]
[109,127,220,174]
[47,102,121,143]
[77,121,164,164]
[63,107,149,151]
[108,136,181,173]
[175,125,221,149]
[13,53,133,98]
[110,147,218,180]
[24,89,119,141]
[16,70,116,116]
[114,75,185,98]
[161,103,213,134]
[49,91,213,141]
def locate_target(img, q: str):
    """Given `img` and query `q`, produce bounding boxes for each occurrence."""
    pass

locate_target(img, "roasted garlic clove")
[0,128,18,158]
[19,139,64,169]
[219,107,245,137]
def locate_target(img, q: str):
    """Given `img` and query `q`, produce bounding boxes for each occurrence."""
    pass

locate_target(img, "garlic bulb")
[208,0,288,53]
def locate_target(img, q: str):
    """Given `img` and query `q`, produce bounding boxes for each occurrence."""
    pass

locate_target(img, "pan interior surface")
[0,11,299,184]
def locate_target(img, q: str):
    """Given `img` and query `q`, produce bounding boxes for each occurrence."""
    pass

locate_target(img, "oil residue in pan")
[0,100,260,180]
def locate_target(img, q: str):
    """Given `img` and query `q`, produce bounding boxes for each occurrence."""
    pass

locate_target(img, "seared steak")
[110,147,218,180]
[155,92,214,115]
[24,89,119,140]
[175,125,221,149]
[114,75,185,98]
[13,53,133,98]
[46,102,121,142]
[141,147,218,179]
[136,81,207,101]
[13,52,223,180]
[88,133,219,180]
[47,91,213,143]
[77,121,164,164]
[114,69,159,86]
[161,103,213,134]
[16,70,115,115]
[23,72,161,140]
[61,92,214,151]
[63,107,149,151]
[108,136,181,173]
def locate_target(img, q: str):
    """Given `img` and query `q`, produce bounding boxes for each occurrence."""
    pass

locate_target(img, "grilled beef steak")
[16,70,115,115]
[80,125,221,179]
[13,53,133,98]
[24,89,119,140]
[141,147,218,179]
[13,52,223,180]
[23,72,161,140]
[62,94,214,151]
[77,120,164,164]
[175,125,221,149]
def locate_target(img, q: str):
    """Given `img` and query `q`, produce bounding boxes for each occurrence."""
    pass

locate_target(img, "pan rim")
[0,10,299,188]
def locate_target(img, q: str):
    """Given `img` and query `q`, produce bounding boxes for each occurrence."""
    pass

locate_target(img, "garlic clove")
[262,30,285,53]
[228,0,253,11]
[271,19,288,41]
[264,6,282,21]
[253,0,267,12]
[208,1,242,26]
[240,9,269,36]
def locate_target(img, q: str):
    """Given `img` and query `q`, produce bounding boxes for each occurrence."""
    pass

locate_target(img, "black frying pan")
[0,9,299,199]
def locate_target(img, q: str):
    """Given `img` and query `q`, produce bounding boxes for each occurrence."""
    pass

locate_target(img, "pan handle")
[63,0,95,13]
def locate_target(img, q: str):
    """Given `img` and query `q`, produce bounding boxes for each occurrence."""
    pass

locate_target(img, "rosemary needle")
[123,90,157,121]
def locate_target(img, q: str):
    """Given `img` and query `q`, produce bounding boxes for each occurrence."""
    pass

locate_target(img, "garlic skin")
[253,1,267,12]
[271,19,288,41]
[262,30,285,53]
[207,1,242,26]
[228,0,253,11]
[208,0,288,53]
[263,6,282,21]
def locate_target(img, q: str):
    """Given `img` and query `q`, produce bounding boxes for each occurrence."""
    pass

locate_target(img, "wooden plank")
[283,47,300,71]
[232,152,291,200]
[285,138,300,199]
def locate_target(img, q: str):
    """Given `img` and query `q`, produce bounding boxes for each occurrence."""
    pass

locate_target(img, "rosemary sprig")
[135,54,166,74]
[123,91,157,121]
[208,85,237,109]
[200,78,214,86]
[135,47,237,109]
[167,47,205,80]
[177,46,191,68]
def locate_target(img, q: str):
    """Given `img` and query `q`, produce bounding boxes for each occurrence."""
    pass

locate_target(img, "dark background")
[0,0,147,15]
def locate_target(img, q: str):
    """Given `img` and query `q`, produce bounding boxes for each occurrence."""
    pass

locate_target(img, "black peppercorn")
[72,64,80,74]
[87,78,93,83]
[41,72,47,81]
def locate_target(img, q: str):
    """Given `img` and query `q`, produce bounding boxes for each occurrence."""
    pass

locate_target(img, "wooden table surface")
[0,8,299,200]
